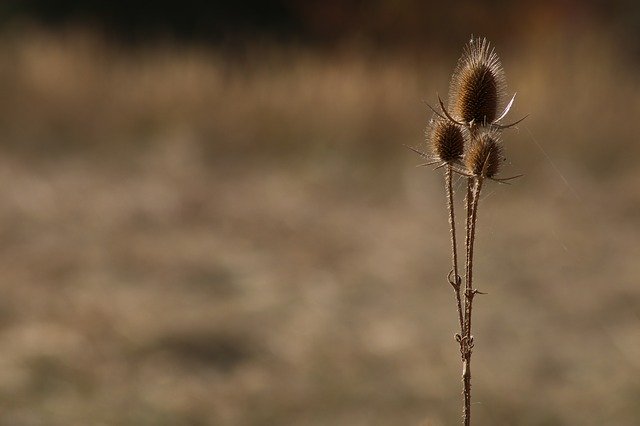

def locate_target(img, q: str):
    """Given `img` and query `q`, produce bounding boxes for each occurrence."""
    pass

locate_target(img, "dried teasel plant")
[427,37,527,133]
[408,37,524,426]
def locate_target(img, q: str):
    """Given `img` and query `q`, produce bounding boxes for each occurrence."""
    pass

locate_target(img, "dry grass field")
[0,26,639,425]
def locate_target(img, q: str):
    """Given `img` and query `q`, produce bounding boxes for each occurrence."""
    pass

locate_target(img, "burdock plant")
[409,37,525,425]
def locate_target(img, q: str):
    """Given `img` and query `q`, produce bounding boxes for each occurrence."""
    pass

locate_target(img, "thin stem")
[462,177,473,425]
[463,177,473,333]
[462,176,484,426]
[445,165,464,335]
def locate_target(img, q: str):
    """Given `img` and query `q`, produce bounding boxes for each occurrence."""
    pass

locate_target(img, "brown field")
[0,26,639,425]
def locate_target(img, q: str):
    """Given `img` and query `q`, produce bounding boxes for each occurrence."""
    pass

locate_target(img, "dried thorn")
[465,288,487,297]
[422,99,448,121]
[465,288,479,298]
[450,167,475,178]
[495,93,517,123]
[492,114,529,130]
[437,94,465,126]
[416,160,440,167]
[403,144,430,159]
[491,174,523,184]
[433,162,448,171]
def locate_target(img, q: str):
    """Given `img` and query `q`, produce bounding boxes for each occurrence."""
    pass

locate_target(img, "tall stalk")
[413,37,523,425]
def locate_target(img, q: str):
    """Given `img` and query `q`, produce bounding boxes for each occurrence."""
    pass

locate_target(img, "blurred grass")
[0,26,638,425]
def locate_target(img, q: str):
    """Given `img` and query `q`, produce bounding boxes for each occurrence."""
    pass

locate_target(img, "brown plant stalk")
[445,165,464,335]
[462,174,483,426]
[412,36,523,425]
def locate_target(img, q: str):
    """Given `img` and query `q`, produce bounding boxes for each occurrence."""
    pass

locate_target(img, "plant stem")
[445,165,464,335]
[462,176,484,426]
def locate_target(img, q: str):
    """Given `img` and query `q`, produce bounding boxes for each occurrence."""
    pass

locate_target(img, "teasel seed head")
[428,118,465,163]
[465,132,505,178]
[449,37,507,126]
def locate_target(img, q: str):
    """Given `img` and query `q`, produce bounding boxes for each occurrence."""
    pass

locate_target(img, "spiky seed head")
[449,37,507,125]
[428,119,465,163]
[465,132,504,178]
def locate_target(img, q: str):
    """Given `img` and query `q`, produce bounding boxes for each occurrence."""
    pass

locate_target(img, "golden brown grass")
[0,27,638,425]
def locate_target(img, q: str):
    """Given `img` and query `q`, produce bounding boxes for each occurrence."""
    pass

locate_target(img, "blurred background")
[0,1,639,425]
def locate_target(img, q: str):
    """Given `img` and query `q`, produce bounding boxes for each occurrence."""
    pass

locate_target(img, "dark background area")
[2,0,639,50]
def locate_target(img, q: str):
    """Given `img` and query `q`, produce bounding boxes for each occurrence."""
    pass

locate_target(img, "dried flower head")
[465,132,504,178]
[449,37,507,126]
[428,118,465,163]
